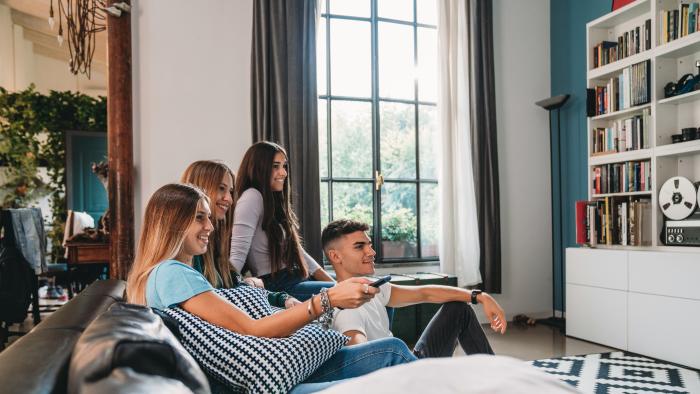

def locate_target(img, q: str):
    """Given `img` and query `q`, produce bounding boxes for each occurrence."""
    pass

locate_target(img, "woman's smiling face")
[177,200,214,263]
[270,152,288,192]
[213,172,234,220]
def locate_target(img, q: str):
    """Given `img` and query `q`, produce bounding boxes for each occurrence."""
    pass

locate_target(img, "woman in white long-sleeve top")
[231,141,335,300]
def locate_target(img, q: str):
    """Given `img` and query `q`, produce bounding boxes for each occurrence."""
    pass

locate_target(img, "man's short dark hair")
[321,219,370,250]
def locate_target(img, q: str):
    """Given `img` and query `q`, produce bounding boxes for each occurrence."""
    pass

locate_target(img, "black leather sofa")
[0,279,209,394]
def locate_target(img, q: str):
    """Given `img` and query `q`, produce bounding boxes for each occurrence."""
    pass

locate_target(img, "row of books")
[590,109,650,155]
[592,19,651,68]
[575,198,652,246]
[659,3,700,45]
[591,160,651,195]
[592,60,651,115]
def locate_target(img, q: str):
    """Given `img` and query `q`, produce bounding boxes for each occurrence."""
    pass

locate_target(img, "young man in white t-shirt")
[322,219,506,358]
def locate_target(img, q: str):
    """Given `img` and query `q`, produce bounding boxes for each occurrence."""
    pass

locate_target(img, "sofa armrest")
[68,303,209,394]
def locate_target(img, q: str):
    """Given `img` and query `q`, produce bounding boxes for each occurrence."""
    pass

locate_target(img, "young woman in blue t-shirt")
[126,183,416,390]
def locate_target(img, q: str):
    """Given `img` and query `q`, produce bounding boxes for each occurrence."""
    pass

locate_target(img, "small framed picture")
[612,0,636,11]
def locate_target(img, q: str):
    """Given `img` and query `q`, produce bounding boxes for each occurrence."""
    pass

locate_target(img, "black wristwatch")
[470,290,482,305]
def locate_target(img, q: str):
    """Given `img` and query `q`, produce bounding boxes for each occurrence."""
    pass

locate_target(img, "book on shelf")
[659,3,699,45]
[592,60,650,115]
[575,198,651,246]
[592,18,651,68]
[591,160,651,195]
[590,108,650,154]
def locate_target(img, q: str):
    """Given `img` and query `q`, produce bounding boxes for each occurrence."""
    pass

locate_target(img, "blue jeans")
[300,337,416,388]
[261,270,334,301]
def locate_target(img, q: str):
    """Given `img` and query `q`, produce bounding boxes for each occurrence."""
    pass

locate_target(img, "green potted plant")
[381,208,417,258]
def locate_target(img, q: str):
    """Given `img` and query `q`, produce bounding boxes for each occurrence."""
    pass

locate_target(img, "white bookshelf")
[568,0,700,370]
[585,0,700,249]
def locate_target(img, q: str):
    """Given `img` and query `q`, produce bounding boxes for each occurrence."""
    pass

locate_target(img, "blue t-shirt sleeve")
[146,260,214,310]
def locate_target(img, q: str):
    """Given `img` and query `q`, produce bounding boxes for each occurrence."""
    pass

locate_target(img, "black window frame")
[319,0,439,264]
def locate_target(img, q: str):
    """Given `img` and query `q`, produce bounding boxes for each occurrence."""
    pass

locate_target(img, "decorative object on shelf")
[47,0,131,77]
[658,176,696,220]
[535,94,570,332]
[663,60,700,98]
[612,0,637,12]
[91,161,110,235]
[658,176,700,246]
[682,127,699,142]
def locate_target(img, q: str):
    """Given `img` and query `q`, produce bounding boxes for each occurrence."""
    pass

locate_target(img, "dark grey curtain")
[468,0,501,293]
[251,0,322,262]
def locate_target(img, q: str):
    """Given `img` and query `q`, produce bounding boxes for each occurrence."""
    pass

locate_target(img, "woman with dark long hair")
[231,141,335,300]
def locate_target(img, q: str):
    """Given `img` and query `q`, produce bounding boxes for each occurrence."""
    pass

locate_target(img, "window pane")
[332,182,374,229]
[420,183,438,257]
[381,182,417,258]
[380,101,415,179]
[331,19,371,98]
[319,0,327,14]
[331,100,373,178]
[378,0,413,22]
[317,19,327,96]
[417,27,437,102]
[319,99,328,178]
[416,0,437,25]
[330,0,370,18]
[419,105,437,179]
[378,22,415,100]
[321,181,330,229]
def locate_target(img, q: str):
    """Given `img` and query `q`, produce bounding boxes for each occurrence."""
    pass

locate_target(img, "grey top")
[229,188,321,277]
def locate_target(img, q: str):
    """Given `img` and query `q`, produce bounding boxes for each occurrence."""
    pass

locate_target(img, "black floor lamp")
[535,94,569,332]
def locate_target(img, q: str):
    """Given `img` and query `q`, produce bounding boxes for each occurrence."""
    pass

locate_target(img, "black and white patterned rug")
[530,351,700,393]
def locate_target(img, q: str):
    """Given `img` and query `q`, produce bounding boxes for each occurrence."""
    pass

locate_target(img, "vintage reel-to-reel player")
[659,176,700,246]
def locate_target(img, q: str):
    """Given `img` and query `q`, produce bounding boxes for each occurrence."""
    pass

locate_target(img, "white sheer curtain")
[437,0,482,287]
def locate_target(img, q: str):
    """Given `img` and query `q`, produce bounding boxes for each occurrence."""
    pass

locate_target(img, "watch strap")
[471,290,482,305]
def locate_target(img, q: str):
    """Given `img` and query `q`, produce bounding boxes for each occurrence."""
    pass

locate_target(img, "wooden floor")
[453,322,615,360]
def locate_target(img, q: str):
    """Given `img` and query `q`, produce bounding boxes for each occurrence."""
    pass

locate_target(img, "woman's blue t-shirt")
[146,260,213,310]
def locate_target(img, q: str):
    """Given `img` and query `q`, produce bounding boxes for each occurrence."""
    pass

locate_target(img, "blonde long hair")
[126,183,208,305]
[181,160,235,288]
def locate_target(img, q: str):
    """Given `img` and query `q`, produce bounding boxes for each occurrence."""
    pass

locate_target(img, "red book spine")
[576,201,588,244]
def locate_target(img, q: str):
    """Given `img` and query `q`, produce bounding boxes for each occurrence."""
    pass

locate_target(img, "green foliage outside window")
[0,85,106,261]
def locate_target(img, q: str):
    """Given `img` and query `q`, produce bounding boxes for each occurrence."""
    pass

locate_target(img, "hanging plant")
[0,85,107,261]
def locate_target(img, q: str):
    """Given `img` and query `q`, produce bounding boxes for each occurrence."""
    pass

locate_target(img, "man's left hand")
[478,293,507,334]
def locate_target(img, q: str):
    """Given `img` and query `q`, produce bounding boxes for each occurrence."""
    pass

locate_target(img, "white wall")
[132,0,253,232]
[491,0,552,320]
[0,5,15,90]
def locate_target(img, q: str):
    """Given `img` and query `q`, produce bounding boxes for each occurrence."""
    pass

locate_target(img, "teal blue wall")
[550,0,610,312]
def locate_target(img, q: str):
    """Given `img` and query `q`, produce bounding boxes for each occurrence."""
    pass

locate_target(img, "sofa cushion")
[80,367,195,394]
[68,303,209,394]
[162,286,347,394]
[0,279,126,394]
[0,328,82,393]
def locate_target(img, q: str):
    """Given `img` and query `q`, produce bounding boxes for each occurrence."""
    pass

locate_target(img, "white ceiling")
[1,0,107,74]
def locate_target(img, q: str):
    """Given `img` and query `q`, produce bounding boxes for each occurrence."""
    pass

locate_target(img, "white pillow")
[163,286,347,393]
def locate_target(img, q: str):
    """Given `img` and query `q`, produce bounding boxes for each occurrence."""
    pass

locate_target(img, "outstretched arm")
[180,277,378,338]
[387,285,506,334]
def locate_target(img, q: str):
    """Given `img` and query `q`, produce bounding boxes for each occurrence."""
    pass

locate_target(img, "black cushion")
[68,303,209,394]
[80,367,195,394]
